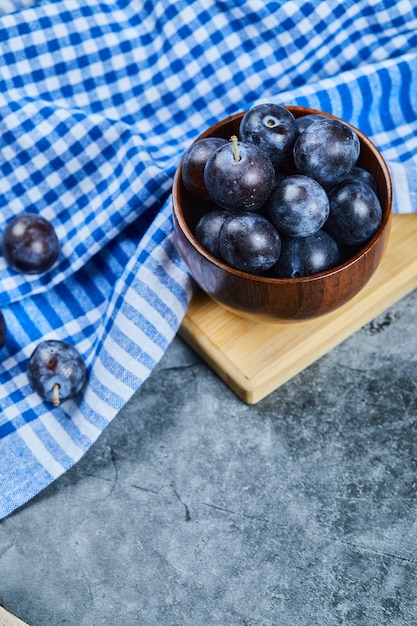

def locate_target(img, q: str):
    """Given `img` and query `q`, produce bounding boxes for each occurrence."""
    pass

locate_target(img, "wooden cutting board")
[179,214,417,404]
[0,606,30,626]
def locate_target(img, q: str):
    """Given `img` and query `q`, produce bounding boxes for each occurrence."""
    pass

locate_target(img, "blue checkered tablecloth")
[0,0,416,519]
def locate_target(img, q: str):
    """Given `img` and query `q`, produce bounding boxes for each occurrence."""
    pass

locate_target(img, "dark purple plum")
[239,103,299,168]
[28,339,87,406]
[195,209,232,258]
[204,136,275,212]
[296,113,327,134]
[182,137,228,198]
[267,175,329,237]
[325,180,382,247]
[0,310,6,349]
[2,213,60,274]
[293,118,360,188]
[343,166,378,193]
[273,230,341,278]
[219,212,281,274]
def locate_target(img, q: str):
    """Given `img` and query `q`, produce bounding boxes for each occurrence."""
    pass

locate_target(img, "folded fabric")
[1,0,416,519]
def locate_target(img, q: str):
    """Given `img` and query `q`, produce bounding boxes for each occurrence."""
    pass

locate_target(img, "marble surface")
[2,289,417,626]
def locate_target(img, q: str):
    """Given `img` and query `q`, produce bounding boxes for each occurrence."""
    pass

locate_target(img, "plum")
[268,175,329,237]
[325,180,382,247]
[195,208,233,258]
[274,230,341,278]
[28,339,87,406]
[293,118,360,188]
[219,212,281,274]
[182,137,228,198]
[2,213,60,274]
[204,136,275,212]
[239,103,299,168]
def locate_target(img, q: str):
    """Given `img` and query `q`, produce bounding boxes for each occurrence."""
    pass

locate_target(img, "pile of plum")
[0,213,87,406]
[181,103,382,278]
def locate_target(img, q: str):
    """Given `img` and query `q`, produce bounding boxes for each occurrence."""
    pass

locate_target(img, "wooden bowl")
[172,106,393,323]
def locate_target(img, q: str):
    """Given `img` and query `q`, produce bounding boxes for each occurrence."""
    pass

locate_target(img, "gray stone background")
[1,288,417,625]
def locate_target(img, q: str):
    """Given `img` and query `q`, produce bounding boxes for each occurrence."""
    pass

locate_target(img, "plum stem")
[230,135,240,162]
[52,383,60,406]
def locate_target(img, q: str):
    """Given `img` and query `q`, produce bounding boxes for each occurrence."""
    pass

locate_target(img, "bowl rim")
[172,105,393,285]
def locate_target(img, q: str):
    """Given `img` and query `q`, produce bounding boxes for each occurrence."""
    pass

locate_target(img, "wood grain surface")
[179,214,417,404]
[0,606,30,626]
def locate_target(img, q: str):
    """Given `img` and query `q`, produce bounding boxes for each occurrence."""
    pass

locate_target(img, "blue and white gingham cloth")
[0,0,416,519]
